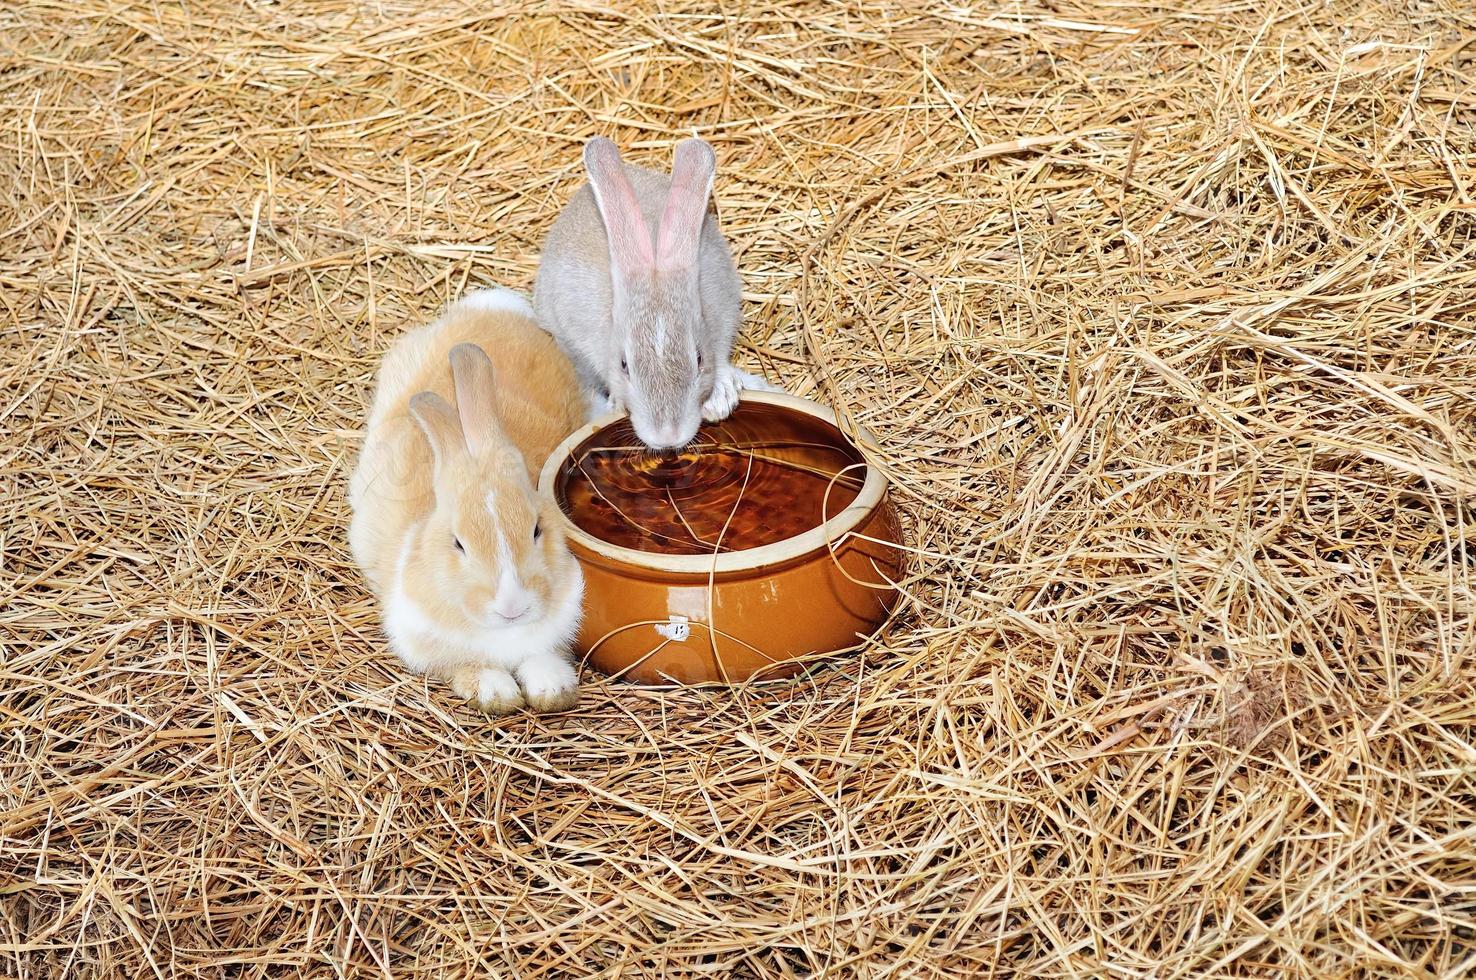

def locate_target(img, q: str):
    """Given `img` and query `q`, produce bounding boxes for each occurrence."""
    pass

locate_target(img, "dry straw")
[2,1,1474,976]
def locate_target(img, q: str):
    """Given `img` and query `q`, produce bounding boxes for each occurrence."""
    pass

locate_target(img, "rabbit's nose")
[646,422,688,450]
[492,589,532,622]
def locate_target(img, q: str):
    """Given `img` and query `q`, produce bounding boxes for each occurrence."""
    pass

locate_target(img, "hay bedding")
[1,0,1474,975]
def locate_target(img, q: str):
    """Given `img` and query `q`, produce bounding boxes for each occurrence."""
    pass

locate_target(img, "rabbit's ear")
[656,138,715,272]
[447,343,508,456]
[409,391,465,471]
[584,137,654,277]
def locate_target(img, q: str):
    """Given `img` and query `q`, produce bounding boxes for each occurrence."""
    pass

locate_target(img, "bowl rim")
[537,390,887,575]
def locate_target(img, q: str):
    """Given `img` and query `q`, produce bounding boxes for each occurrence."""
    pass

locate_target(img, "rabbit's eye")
[696,351,703,368]
[533,520,543,541]
[620,357,628,374]
[453,536,465,553]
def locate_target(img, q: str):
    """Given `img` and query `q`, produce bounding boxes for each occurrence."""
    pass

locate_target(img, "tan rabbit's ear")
[656,138,715,272]
[584,136,654,277]
[408,391,465,469]
[448,343,508,456]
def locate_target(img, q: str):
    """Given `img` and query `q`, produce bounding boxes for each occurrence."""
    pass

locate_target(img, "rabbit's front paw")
[450,665,525,715]
[517,656,580,713]
[732,368,780,392]
[702,367,741,422]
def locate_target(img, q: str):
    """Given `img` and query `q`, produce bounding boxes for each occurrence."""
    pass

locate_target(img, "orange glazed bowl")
[538,390,906,685]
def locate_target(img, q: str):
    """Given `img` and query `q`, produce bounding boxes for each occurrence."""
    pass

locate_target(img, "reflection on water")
[556,404,867,556]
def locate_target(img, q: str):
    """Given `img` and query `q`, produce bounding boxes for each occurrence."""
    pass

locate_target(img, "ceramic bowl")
[538,390,905,684]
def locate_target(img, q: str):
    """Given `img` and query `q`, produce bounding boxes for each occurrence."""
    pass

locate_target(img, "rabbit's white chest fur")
[382,539,584,676]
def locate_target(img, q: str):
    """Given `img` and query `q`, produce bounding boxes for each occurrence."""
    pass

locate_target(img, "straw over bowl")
[540,391,906,683]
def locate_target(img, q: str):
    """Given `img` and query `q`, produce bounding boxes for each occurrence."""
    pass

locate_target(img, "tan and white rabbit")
[349,288,586,715]
[533,136,774,451]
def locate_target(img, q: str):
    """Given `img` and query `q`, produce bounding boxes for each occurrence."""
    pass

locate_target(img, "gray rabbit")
[533,137,773,451]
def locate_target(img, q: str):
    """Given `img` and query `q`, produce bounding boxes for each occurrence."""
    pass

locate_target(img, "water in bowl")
[555,402,867,556]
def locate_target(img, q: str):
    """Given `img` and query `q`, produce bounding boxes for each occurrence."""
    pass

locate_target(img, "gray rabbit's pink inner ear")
[447,342,507,457]
[656,138,716,272]
[583,137,654,275]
